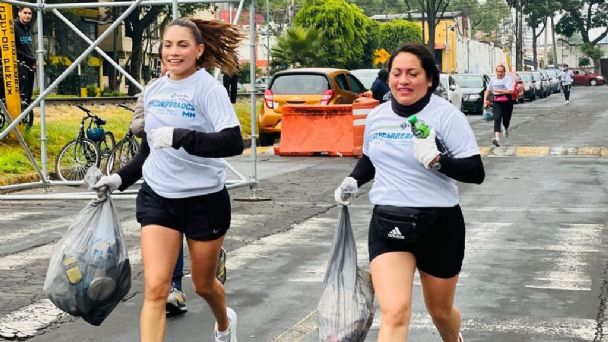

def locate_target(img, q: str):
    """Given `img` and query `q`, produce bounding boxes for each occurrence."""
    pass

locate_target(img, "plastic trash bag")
[483,107,494,121]
[43,168,131,326]
[317,206,375,342]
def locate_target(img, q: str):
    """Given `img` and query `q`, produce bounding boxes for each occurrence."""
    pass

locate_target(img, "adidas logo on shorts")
[387,227,405,240]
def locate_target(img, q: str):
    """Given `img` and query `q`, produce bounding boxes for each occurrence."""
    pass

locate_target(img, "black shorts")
[136,182,231,241]
[368,205,465,278]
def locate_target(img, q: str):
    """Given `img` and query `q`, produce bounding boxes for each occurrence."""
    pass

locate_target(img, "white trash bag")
[317,206,375,341]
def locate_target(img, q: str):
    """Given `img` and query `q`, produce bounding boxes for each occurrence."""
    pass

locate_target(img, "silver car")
[542,69,561,93]
[531,71,550,98]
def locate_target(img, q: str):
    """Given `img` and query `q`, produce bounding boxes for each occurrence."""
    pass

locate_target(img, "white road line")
[0,300,65,340]
[525,223,602,291]
[0,213,262,338]
[0,211,43,222]
[0,216,73,243]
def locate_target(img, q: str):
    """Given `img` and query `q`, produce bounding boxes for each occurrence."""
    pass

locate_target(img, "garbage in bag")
[483,107,494,121]
[317,206,375,342]
[43,168,131,326]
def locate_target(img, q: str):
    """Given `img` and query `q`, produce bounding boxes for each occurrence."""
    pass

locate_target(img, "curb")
[480,146,608,157]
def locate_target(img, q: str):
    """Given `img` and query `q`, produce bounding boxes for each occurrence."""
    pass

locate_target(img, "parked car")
[257,68,366,146]
[542,69,561,93]
[507,72,525,103]
[452,73,489,114]
[437,73,463,110]
[572,69,606,86]
[531,71,550,98]
[350,68,379,89]
[255,76,271,92]
[517,71,536,101]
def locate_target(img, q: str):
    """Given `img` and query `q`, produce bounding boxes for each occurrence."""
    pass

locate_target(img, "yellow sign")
[0,4,21,123]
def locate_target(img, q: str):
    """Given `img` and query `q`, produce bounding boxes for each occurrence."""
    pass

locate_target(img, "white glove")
[150,127,174,149]
[92,174,122,199]
[334,177,358,205]
[414,128,441,169]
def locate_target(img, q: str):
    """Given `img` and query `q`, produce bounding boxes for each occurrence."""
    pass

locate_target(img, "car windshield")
[452,75,483,88]
[271,74,330,94]
[350,71,378,89]
[519,73,531,81]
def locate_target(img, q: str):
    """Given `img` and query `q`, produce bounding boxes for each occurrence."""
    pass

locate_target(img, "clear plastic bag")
[43,168,131,326]
[317,206,375,342]
[483,107,494,121]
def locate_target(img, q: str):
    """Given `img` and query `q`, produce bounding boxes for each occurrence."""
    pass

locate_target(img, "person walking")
[94,18,243,342]
[561,64,574,105]
[370,69,390,103]
[222,54,239,104]
[484,65,514,146]
[334,43,484,342]
[14,7,36,106]
[130,61,227,317]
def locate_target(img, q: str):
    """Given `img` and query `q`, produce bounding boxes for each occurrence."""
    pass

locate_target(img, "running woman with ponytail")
[94,18,244,342]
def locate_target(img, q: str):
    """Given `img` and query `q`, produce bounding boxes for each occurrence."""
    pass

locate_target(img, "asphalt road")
[0,85,607,341]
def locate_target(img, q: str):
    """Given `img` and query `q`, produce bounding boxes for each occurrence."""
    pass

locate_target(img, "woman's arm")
[348,154,375,187]
[116,134,150,191]
[172,125,244,158]
[437,154,485,184]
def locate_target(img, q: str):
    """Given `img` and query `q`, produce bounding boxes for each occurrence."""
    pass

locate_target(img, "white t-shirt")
[363,95,480,207]
[142,69,240,198]
[561,70,574,85]
[488,75,514,92]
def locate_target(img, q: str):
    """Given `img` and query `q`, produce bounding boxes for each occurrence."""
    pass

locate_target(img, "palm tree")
[271,27,328,68]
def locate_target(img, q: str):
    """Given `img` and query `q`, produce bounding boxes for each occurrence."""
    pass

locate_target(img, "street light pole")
[265,0,270,80]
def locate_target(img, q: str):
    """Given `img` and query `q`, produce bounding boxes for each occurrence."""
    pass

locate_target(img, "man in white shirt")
[561,64,574,105]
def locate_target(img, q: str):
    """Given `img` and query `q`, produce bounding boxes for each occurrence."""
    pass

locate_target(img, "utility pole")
[265,0,270,79]
[516,0,523,71]
[544,18,548,67]
[550,15,557,66]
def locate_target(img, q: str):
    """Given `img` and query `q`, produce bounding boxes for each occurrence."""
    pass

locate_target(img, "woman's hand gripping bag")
[43,168,131,326]
[317,206,375,342]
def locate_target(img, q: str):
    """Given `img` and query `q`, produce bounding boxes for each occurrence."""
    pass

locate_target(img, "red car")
[572,69,606,86]
[508,72,525,103]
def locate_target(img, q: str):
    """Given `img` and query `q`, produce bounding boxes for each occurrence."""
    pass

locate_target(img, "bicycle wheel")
[55,138,101,181]
[0,112,5,131]
[98,131,116,158]
[106,137,139,175]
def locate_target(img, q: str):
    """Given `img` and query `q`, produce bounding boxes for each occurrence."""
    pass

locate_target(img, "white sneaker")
[166,288,187,316]
[565,100,570,105]
[214,307,237,342]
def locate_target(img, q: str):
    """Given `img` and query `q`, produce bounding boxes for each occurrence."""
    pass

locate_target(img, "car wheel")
[590,79,598,86]
[258,132,276,146]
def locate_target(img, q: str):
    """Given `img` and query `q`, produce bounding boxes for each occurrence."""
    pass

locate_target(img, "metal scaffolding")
[0,0,260,200]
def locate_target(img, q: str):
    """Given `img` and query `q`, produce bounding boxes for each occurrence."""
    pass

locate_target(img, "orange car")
[257,68,366,146]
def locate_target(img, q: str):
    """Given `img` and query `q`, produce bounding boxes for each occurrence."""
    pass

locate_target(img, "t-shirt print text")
[148,99,196,120]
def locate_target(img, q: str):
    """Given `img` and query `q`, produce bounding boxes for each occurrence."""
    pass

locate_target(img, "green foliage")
[237,63,262,84]
[86,85,97,97]
[271,26,327,68]
[449,0,510,34]
[294,0,374,68]
[580,43,605,61]
[556,0,608,44]
[377,20,422,54]
[578,57,590,67]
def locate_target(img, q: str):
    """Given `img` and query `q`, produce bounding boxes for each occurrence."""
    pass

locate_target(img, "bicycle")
[55,105,115,181]
[106,104,140,175]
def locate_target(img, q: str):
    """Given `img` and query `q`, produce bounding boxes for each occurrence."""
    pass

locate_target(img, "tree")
[556,0,608,72]
[377,19,423,53]
[404,0,451,53]
[270,26,327,67]
[448,0,510,45]
[294,0,374,68]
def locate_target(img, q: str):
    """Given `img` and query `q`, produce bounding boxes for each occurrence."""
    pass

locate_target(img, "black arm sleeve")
[438,154,485,184]
[117,134,150,191]
[348,154,375,187]
[172,126,244,158]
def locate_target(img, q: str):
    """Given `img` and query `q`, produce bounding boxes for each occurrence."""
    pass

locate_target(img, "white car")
[438,74,463,110]
[350,69,380,89]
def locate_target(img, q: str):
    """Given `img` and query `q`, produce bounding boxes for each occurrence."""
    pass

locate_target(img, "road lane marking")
[0,216,73,244]
[525,223,602,291]
[276,311,597,341]
[0,300,65,340]
[0,211,42,223]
